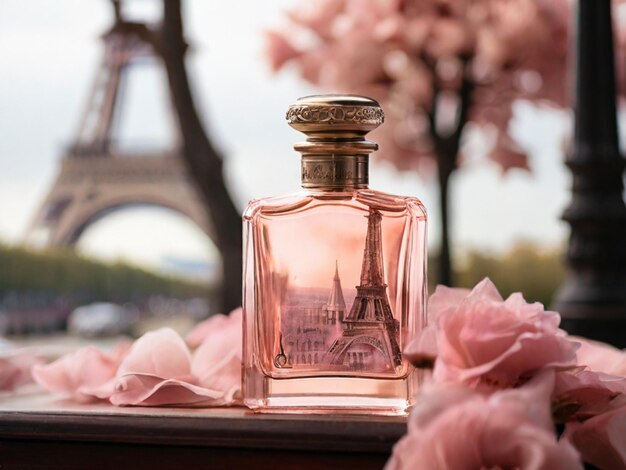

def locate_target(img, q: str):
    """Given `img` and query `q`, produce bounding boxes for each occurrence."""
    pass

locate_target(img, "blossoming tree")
[266,0,571,285]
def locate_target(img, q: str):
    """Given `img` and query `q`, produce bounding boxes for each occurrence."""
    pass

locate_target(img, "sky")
[0,0,595,277]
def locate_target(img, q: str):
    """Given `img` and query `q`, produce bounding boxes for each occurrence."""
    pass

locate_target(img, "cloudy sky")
[0,0,586,275]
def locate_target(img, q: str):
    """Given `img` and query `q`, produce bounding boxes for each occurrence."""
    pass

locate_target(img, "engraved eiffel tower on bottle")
[327,209,402,370]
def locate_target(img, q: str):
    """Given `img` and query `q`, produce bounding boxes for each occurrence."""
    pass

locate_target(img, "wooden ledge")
[0,393,406,469]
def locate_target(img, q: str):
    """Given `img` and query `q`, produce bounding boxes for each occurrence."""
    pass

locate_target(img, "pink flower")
[489,134,530,172]
[551,337,626,421]
[286,0,345,39]
[32,342,130,403]
[186,308,242,349]
[476,27,508,69]
[550,337,626,468]
[109,328,219,406]
[405,278,578,388]
[0,351,41,391]
[111,309,242,406]
[267,0,573,174]
[425,18,474,57]
[573,337,626,378]
[386,372,583,470]
[317,32,389,90]
[264,31,301,72]
[190,309,242,400]
[33,309,243,407]
[553,369,626,421]
[565,405,626,470]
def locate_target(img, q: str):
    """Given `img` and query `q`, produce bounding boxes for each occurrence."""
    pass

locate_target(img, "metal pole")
[553,0,626,347]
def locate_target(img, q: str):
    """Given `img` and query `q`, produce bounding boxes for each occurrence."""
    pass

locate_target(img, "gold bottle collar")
[287,95,384,189]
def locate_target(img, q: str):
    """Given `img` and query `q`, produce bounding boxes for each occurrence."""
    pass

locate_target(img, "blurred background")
[0,0,613,341]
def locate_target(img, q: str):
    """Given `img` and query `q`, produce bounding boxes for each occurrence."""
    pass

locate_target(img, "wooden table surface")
[0,392,406,469]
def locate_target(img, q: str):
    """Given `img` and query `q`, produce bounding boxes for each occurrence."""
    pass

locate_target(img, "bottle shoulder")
[356,189,427,219]
[243,192,312,220]
[243,189,427,221]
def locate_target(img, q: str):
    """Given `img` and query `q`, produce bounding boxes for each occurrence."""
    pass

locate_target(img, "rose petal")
[118,328,192,379]
[0,352,41,391]
[573,337,626,378]
[387,371,582,470]
[554,369,626,420]
[32,344,130,403]
[565,405,626,470]
[403,324,437,368]
[111,317,242,407]
[110,373,227,407]
[186,308,242,350]
[190,308,242,403]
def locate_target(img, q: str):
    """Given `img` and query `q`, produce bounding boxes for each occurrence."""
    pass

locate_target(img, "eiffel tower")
[24,3,213,247]
[327,209,402,370]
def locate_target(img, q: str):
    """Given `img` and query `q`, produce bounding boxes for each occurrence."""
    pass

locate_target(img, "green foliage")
[0,243,207,302]
[430,243,565,307]
[1,243,564,308]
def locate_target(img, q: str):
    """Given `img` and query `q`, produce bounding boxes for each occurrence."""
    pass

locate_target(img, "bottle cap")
[286,94,384,139]
[287,95,383,189]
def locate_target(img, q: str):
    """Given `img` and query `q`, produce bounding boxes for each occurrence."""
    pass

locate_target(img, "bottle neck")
[300,154,369,190]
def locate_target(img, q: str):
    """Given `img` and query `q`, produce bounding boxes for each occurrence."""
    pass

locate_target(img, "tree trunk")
[429,73,473,287]
[430,120,459,288]
[158,0,242,312]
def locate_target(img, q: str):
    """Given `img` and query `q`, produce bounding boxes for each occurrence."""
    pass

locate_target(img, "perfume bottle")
[242,95,427,414]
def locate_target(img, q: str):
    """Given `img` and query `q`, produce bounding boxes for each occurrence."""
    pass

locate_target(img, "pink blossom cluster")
[31,309,242,407]
[396,278,626,470]
[266,0,572,173]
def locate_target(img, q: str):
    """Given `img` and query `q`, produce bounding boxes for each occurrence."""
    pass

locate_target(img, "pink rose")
[111,309,242,406]
[553,369,626,421]
[186,308,242,349]
[109,328,222,406]
[386,372,582,470]
[551,337,626,421]
[0,351,41,391]
[565,405,626,470]
[33,308,243,407]
[403,284,469,367]
[190,309,242,402]
[405,278,578,388]
[32,342,130,403]
[552,337,626,468]
[573,337,626,378]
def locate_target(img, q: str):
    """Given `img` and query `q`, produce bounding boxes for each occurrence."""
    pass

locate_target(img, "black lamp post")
[553,0,626,347]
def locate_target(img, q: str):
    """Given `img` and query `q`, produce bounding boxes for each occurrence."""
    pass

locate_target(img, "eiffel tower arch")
[24,6,214,248]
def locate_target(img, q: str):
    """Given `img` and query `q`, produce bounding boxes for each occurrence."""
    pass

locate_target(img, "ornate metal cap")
[287,94,384,138]
[287,95,383,190]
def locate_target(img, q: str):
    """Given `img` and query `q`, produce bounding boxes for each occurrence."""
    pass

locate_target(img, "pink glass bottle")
[242,95,427,414]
